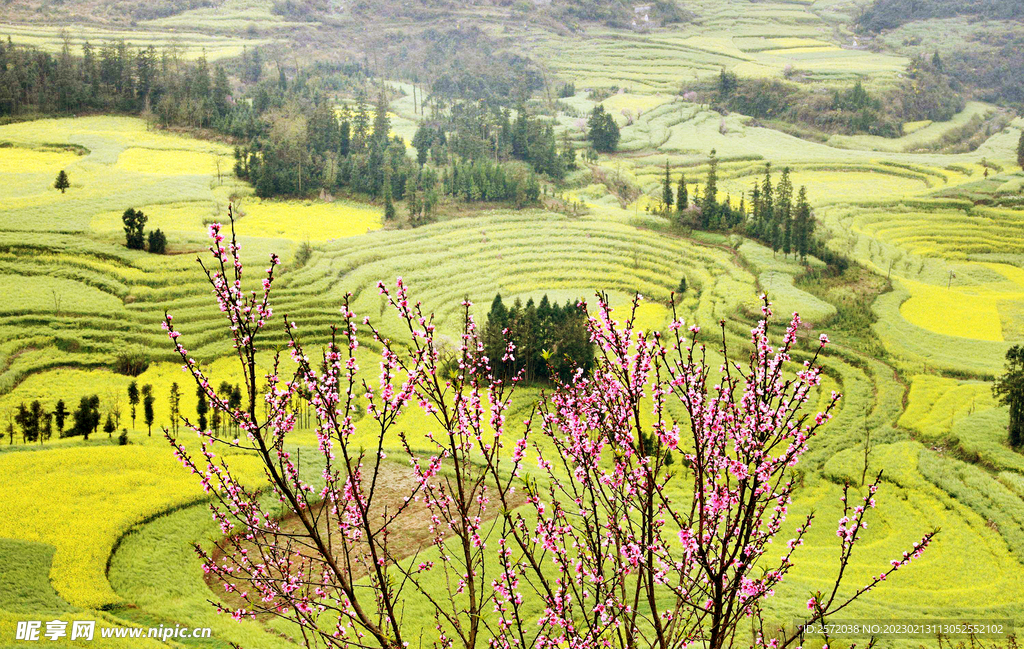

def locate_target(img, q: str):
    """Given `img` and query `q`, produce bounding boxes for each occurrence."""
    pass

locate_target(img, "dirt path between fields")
[205,461,526,615]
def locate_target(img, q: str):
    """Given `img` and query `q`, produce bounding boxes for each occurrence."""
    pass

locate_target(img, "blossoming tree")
[164,214,933,649]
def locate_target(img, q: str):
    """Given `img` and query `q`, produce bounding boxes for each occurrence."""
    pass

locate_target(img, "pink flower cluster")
[162,217,933,649]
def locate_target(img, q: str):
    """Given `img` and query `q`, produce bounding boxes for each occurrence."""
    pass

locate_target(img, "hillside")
[857,0,1023,32]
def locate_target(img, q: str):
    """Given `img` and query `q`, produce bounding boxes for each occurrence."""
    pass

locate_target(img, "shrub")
[112,347,149,377]
[147,229,167,254]
[122,208,147,250]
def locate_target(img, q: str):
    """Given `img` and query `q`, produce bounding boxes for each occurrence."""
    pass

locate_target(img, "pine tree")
[995,346,1024,448]
[147,228,167,254]
[192,54,212,127]
[484,294,509,379]
[212,65,230,117]
[122,208,148,250]
[14,403,29,443]
[1018,130,1024,171]
[701,150,719,228]
[229,385,242,435]
[142,384,154,436]
[407,188,420,221]
[82,41,98,99]
[352,93,370,153]
[722,194,735,227]
[383,165,396,220]
[137,46,156,105]
[587,105,620,153]
[560,134,577,171]
[338,119,351,158]
[54,170,70,193]
[371,91,391,150]
[72,397,93,439]
[424,188,439,217]
[127,381,139,430]
[196,385,208,432]
[88,395,100,438]
[41,413,52,442]
[15,401,43,443]
[522,299,540,382]
[169,382,181,435]
[776,167,793,256]
[750,182,761,236]
[794,186,813,261]
[53,400,68,438]
[412,124,433,166]
[760,163,774,244]
[662,161,673,213]
[676,174,688,213]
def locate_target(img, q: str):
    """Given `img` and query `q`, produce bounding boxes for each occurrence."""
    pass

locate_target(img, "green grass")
[0,539,71,614]
[736,240,837,323]
[0,443,268,609]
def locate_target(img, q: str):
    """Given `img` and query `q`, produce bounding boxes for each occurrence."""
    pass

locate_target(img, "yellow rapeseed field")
[115,148,234,176]
[234,199,383,241]
[898,278,1005,342]
[0,146,81,174]
[0,445,262,609]
[899,375,997,439]
[767,38,835,49]
[89,201,217,234]
[601,92,675,115]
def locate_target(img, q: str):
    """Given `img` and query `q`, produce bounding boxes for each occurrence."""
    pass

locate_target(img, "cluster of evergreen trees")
[744,164,815,261]
[1,35,554,212]
[4,378,248,445]
[712,61,963,139]
[121,208,167,253]
[995,345,1024,448]
[483,294,594,384]
[442,160,541,208]
[1018,131,1024,171]
[0,35,232,128]
[662,153,819,263]
[192,381,244,437]
[7,396,106,444]
[236,91,547,213]
[235,92,413,201]
[587,105,621,152]
[414,102,578,180]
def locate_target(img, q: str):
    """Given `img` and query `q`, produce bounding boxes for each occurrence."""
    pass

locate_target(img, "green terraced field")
[532,0,908,91]
[0,22,268,61]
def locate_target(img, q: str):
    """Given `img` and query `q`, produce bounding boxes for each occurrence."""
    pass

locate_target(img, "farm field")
[530,0,908,92]
[0,22,269,61]
[1,0,1024,647]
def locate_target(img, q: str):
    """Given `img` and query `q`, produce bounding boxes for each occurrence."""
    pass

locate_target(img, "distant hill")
[857,0,1023,32]
[1,0,223,24]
